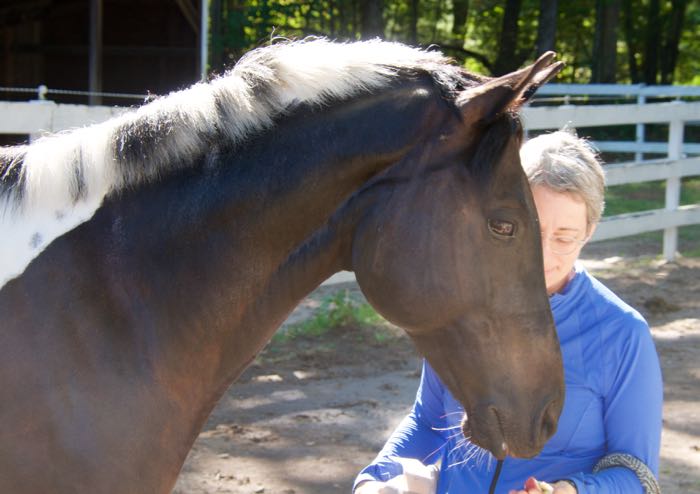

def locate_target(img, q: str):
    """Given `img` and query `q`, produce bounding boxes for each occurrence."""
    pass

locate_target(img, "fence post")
[635,91,645,162]
[663,116,684,261]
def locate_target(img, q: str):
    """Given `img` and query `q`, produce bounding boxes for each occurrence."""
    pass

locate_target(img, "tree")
[643,0,661,84]
[660,0,688,84]
[452,0,470,36]
[204,0,698,85]
[591,0,620,83]
[535,0,557,56]
[621,0,690,85]
[493,0,524,75]
[408,0,419,44]
[621,0,640,82]
[360,0,384,38]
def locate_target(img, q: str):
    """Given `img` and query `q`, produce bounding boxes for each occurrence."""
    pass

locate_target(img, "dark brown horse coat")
[0,39,563,493]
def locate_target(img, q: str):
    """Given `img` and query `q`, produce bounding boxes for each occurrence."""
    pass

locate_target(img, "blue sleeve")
[568,318,663,494]
[354,360,449,490]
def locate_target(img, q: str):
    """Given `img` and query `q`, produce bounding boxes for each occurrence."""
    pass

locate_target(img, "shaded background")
[1,0,698,107]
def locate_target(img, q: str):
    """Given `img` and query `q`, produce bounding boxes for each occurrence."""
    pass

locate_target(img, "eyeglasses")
[542,233,588,255]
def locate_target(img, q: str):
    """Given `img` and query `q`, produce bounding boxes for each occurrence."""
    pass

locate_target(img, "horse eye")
[488,219,515,237]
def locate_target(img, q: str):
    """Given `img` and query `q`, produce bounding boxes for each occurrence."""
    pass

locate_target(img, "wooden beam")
[88,0,103,105]
[174,0,199,34]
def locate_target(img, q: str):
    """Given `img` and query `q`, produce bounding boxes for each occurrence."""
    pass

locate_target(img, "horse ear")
[456,52,564,126]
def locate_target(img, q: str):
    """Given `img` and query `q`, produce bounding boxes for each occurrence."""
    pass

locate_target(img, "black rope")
[489,459,504,494]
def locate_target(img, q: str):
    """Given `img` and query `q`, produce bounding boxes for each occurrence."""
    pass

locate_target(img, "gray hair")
[520,129,605,227]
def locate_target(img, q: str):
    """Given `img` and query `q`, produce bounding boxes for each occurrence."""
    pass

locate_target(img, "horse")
[0,39,564,493]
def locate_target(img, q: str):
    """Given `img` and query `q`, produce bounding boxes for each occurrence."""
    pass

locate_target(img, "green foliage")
[274,290,386,342]
[676,2,700,85]
[208,1,698,84]
[679,225,700,258]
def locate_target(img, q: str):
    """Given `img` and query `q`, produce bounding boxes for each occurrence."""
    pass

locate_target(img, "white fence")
[523,101,700,261]
[2,97,700,264]
[535,83,700,102]
[0,100,127,138]
[535,83,700,162]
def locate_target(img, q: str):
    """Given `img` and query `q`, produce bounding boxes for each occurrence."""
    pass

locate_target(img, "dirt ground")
[173,240,700,494]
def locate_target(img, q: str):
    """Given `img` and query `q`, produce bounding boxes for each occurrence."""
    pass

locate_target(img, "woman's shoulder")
[566,266,651,348]
[571,268,659,395]
[578,266,646,322]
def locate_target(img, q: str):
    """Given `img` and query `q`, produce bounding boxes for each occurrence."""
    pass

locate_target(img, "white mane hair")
[0,38,470,288]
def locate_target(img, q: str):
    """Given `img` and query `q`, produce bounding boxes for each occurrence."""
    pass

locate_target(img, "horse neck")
[205,83,450,367]
[94,81,451,395]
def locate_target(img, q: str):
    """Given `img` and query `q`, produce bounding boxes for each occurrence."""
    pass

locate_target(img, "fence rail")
[534,83,700,102]
[533,84,700,163]
[0,100,127,137]
[523,100,699,128]
[524,100,700,261]
[0,85,149,102]
[2,97,699,265]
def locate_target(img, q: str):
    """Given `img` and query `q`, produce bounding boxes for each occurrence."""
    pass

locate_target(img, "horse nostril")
[539,400,559,443]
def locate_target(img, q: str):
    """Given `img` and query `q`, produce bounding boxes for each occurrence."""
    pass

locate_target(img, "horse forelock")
[0,37,471,289]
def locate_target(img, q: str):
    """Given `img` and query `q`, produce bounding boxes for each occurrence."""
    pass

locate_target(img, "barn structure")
[0,0,206,107]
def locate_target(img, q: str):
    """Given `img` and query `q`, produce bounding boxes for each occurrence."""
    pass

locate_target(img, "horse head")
[351,53,564,459]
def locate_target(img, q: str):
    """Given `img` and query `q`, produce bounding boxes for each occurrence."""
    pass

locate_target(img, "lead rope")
[489,459,504,494]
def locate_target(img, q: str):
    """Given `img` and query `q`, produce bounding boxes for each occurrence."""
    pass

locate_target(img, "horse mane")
[0,38,477,216]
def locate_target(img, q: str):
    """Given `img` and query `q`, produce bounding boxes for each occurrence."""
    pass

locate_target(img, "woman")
[354,131,663,494]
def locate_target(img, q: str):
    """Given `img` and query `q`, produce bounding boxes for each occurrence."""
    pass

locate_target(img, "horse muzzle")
[464,392,564,460]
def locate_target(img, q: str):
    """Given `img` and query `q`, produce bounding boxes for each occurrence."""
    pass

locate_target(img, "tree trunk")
[452,0,469,36]
[360,0,384,39]
[408,0,419,44]
[493,0,522,76]
[222,0,247,62]
[660,0,688,84]
[591,0,620,83]
[351,0,359,37]
[621,0,639,82]
[329,0,336,37]
[535,0,557,56]
[643,0,660,84]
[210,0,222,71]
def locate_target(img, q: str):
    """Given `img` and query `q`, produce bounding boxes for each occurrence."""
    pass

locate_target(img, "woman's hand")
[354,477,437,494]
[508,476,577,494]
[354,480,396,494]
[355,459,438,494]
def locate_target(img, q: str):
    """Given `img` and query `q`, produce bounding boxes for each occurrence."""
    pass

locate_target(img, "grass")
[604,176,700,216]
[603,176,700,257]
[273,289,388,342]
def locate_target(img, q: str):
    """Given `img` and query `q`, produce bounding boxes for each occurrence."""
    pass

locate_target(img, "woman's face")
[531,185,592,295]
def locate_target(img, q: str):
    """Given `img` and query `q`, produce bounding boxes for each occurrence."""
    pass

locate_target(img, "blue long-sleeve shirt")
[356,263,663,493]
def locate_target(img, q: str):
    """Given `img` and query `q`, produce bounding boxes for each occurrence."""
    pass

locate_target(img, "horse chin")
[459,411,501,459]
[461,412,541,461]
[461,416,507,460]
[460,414,473,445]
